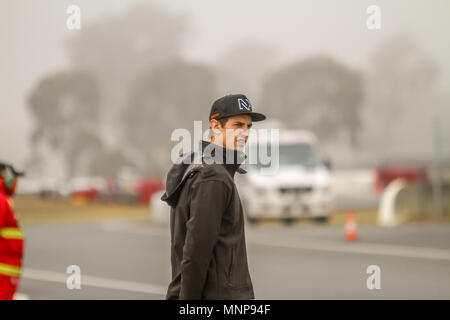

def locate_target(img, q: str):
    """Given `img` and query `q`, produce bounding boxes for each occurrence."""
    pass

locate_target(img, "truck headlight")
[254,187,268,196]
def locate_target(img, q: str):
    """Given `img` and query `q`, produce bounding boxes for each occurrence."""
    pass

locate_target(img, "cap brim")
[9,166,25,177]
[213,112,266,122]
[13,170,25,177]
[0,163,25,176]
[247,112,266,122]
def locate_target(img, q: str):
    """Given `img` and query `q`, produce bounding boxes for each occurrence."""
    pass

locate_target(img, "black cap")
[0,162,25,177]
[209,94,266,122]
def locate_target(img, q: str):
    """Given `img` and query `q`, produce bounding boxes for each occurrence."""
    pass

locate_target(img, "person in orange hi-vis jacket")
[0,163,25,300]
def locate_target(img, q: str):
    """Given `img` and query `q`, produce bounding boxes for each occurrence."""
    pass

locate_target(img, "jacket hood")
[160,152,197,208]
[160,140,247,208]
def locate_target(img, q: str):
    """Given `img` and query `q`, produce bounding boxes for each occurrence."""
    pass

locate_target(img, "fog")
[1,0,449,177]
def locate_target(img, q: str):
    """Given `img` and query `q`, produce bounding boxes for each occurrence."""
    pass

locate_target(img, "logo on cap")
[237,98,252,111]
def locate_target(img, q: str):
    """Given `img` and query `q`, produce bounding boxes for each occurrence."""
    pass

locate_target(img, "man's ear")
[210,119,220,130]
[210,119,223,138]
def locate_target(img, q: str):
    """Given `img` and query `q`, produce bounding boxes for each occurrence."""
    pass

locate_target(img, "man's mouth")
[237,138,246,147]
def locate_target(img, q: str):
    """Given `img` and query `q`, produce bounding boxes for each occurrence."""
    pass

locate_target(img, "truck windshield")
[250,143,320,169]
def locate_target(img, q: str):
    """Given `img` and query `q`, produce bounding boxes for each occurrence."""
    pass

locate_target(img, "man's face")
[210,114,253,151]
[0,168,17,196]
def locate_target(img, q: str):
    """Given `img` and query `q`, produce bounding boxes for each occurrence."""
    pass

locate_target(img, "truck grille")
[279,186,313,194]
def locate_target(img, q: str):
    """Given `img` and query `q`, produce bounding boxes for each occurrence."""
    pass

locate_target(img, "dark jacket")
[161,140,254,300]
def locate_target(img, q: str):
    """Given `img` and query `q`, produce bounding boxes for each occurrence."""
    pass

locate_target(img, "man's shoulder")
[192,164,232,187]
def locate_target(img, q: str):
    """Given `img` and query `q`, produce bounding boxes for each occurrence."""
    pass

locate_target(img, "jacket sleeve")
[0,198,24,258]
[179,179,230,299]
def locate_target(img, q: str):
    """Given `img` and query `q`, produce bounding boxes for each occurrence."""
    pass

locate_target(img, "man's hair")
[210,117,229,129]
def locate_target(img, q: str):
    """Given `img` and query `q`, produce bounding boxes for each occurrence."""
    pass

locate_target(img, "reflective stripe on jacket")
[0,193,24,277]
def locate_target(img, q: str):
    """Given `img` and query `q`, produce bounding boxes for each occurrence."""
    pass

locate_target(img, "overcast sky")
[1,0,449,167]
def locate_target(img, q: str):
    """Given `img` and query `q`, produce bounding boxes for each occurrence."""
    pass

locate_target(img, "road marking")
[101,222,450,261]
[13,293,30,300]
[22,268,166,296]
[247,234,450,261]
[101,221,169,237]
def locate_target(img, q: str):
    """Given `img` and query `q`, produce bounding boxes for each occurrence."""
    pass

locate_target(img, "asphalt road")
[17,219,450,299]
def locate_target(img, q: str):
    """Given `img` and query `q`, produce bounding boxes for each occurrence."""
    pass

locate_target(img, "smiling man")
[161,94,266,300]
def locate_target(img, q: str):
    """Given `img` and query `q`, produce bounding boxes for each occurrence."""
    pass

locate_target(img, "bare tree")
[65,5,187,149]
[123,60,216,174]
[28,70,102,177]
[27,5,189,178]
[259,56,364,148]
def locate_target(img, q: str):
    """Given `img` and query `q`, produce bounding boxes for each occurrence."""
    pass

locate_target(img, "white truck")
[236,130,335,225]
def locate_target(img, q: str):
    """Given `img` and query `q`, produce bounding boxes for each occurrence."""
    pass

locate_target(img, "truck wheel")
[246,215,259,225]
[283,217,296,226]
[313,216,329,224]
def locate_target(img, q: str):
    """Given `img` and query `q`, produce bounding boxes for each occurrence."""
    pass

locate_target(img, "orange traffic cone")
[345,212,358,242]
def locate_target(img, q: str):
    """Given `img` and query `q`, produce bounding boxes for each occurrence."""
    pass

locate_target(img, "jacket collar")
[200,140,247,177]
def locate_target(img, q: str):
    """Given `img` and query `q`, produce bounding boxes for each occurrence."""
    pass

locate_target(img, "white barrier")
[378,179,449,226]
[377,179,407,227]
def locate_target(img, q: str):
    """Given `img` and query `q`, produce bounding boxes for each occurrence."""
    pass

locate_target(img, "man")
[161,94,266,300]
[0,163,25,300]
